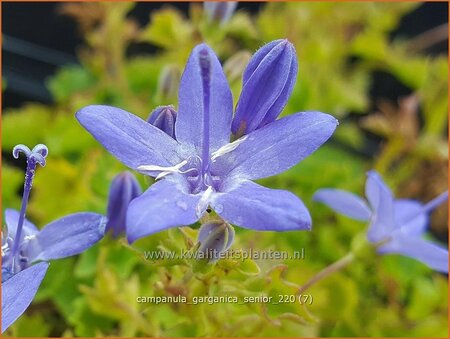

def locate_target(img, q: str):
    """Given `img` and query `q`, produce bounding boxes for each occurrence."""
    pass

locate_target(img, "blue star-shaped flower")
[2,145,106,332]
[314,170,448,273]
[77,41,338,243]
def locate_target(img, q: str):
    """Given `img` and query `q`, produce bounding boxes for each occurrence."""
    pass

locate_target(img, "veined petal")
[175,43,233,152]
[28,213,106,262]
[232,40,298,134]
[126,178,202,243]
[1,262,49,333]
[313,189,371,221]
[393,199,428,236]
[213,111,338,181]
[242,40,284,83]
[365,171,396,242]
[76,105,182,171]
[211,180,311,231]
[5,209,38,239]
[378,234,448,273]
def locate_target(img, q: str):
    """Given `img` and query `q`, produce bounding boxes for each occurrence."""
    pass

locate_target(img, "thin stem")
[297,253,354,294]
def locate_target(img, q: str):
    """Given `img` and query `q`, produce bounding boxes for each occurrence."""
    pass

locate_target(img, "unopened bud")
[106,171,142,238]
[157,65,180,100]
[204,2,237,25]
[147,105,177,139]
[197,220,235,263]
[232,39,298,136]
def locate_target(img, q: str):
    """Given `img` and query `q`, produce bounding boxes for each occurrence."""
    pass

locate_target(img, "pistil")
[422,191,448,214]
[10,144,48,268]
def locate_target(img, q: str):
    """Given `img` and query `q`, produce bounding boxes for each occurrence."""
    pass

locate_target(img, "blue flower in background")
[313,170,448,273]
[1,144,106,332]
[77,41,338,243]
[147,105,178,139]
[204,1,238,25]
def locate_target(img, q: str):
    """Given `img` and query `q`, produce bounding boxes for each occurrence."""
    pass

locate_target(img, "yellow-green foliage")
[2,2,447,337]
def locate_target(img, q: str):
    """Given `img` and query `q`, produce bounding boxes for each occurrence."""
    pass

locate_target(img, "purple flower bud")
[197,220,235,262]
[147,105,177,139]
[232,39,298,136]
[106,171,142,238]
[204,2,237,25]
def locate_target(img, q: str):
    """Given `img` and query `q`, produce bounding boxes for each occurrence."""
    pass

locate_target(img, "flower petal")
[28,213,106,262]
[379,234,448,273]
[232,40,298,134]
[242,40,283,82]
[175,43,233,152]
[5,209,38,239]
[393,199,428,236]
[211,180,311,231]
[313,189,371,221]
[2,262,49,333]
[365,171,396,242]
[126,178,202,243]
[213,111,338,181]
[76,105,182,171]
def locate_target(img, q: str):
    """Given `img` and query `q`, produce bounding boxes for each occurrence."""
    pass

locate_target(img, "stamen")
[1,242,10,257]
[10,144,48,262]
[422,191,448,214]
[23,235,36,241]
[211,136,248,161]
[400,191,449,226]
[137,160,189,180]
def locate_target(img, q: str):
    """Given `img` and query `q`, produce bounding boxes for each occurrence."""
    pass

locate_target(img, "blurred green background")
[2,2,448,337]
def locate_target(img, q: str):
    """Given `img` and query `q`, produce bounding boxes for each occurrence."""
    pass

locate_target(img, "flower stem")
[297,253,354,294]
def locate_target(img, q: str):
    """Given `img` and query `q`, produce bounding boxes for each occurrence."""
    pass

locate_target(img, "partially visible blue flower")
[147,105,177,139]
[204,1,237,25]
[2,262,48,332]
[106,171,142,237]
[1,144,106,333]
[313,170,448,273]
[232,39,298,136]
[77,42,338,243]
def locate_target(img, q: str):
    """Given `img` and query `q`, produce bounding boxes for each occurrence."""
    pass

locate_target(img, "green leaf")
[47,66,95,103]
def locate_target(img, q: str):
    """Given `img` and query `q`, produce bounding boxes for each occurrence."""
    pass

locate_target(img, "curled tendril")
[12,143,49,167]
[32,144,49,157]
[12,144,31,159]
